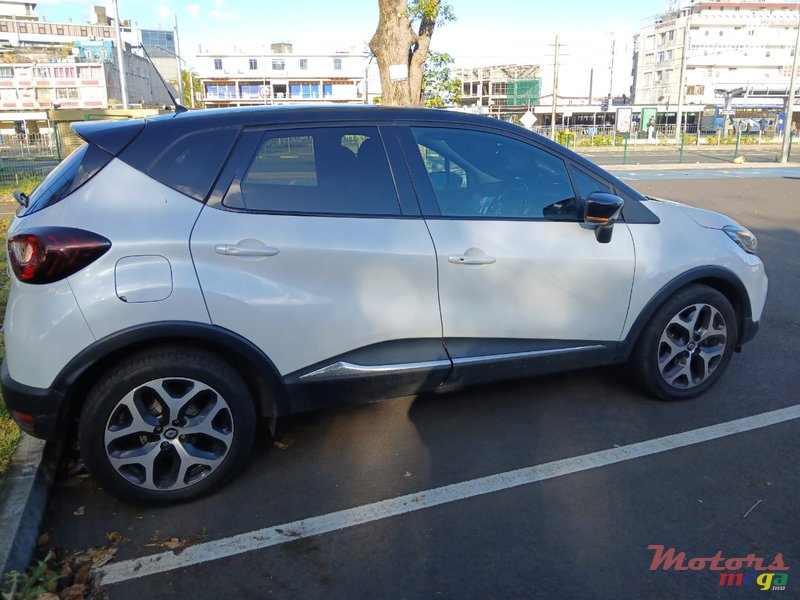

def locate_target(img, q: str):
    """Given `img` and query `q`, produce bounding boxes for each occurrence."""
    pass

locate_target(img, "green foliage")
[180,69,202,109]
[1,551,56,600]
[409,0,455,25]
[422,52,461,107]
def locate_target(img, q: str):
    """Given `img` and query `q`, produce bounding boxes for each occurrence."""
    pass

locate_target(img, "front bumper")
[1,359,67,440]
[737,318,760,349]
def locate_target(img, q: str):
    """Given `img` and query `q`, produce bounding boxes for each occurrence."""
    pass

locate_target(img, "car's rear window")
[19,143,115,217]
[119,124,240,202]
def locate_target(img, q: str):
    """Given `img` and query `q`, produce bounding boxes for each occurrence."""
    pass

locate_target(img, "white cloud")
[210,0,235,21]
[155,4,172,22]
[186,4,200,19]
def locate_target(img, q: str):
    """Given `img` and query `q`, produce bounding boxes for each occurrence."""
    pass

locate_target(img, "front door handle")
[215,244,280,257]
[447,254,496,265]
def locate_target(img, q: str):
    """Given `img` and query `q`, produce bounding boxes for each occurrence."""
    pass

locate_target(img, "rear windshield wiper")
[13,190,29,207]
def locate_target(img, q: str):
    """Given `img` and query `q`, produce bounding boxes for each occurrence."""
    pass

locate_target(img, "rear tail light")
[8,227,111,284]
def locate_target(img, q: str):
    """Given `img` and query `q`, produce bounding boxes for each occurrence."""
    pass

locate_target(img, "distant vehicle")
[1,106,768,504]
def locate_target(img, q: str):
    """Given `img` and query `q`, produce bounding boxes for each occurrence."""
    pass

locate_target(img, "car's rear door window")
[223,126,401,216]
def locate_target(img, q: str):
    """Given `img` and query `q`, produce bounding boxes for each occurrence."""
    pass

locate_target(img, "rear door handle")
[215,244,280,257]
[447,254,496,265]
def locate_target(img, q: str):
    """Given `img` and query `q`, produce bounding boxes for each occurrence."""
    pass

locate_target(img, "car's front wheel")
[78,346,256,504]
[633,284,738,400]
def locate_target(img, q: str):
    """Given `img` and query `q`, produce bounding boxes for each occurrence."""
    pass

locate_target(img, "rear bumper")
[1,359,67,440]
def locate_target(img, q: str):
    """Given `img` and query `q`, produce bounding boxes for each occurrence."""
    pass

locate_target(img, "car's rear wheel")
[633,284,738,400]
[79,346,256,504]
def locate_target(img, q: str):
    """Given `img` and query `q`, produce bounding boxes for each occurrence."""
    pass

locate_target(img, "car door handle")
[447,254,496,265]
[215,244,280,257]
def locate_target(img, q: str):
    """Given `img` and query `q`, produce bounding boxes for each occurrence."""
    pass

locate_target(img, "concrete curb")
[0,433,63,577]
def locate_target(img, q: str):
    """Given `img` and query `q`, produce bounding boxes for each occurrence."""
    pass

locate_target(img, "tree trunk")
[370,0,440,106]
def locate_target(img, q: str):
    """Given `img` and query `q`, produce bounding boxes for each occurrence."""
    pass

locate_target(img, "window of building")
[668,30,675,41]
[249,58,258,70]
[657,51,665,62]
[333,58,342,70]
[239,84,262,99]
[205,83,236,99]
[213,58,222,70]
[35,88,53,102]
[655,70,663,82]
[224,127,400,215]
[0,67,14,78]
[667,50,673,60]
[0,88,17,100]
[299,58,308,70]
[56,88,79,100]
[272,59,285,70]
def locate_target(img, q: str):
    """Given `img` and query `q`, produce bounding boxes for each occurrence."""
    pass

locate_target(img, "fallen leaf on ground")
[404,471,414,479]
[74,546,117,568]
[72,506,85,516]
[38,532,51,547]
[106,531,123,545]
[273,441,289,450]
[74,563,91,585]
[60,583,86,600]
[34,593,59,600]
[162,537,184,550]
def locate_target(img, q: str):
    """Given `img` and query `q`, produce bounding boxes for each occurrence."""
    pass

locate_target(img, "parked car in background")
[1,106,767,503]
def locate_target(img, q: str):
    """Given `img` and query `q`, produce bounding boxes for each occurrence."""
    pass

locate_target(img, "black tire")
[78,345,256,504]
[632,284,738,401]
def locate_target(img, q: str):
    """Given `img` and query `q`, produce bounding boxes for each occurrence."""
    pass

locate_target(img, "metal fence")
[0,132,61,187]
[529,124,796,148]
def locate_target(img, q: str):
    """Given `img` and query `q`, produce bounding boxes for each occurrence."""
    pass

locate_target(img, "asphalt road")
[39,176,800,599]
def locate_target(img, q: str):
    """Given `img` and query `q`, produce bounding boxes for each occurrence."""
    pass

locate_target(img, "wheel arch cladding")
[55,322,288,422]
[621,267,751,360]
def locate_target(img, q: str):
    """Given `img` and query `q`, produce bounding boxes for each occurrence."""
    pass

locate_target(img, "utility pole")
[588,68,593,105]
[608,36,615,101]
[174,15,184,106]
[781,5,800,163]
[674,14,691,141]
[112,0,128,108]
[551,35,560,141]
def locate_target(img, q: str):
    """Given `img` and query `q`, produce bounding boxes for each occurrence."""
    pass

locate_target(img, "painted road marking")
[95,403,800,586]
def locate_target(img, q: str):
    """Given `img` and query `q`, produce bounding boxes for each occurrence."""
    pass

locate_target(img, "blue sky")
[32,0,668,95]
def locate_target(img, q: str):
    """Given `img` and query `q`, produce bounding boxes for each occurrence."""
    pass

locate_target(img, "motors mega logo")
[648,545,790,591]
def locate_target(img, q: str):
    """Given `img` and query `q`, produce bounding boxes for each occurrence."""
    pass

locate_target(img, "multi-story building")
[455,64,542,115]
[195,43,379,107]
[0,2,180,93]
[632,0,800,110]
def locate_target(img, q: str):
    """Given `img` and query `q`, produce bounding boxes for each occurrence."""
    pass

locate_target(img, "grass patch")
[0,217,20,478]
[0,175,42,203]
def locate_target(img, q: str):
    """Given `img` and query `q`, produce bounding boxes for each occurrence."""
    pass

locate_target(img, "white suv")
[1,107,767,503]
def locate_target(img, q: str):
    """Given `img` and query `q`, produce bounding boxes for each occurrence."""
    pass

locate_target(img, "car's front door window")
[411,127,579,220]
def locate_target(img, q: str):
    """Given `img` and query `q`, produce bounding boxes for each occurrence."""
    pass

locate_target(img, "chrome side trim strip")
[451,344,606,366]
[299,359,451,380]
[298,345,607,381]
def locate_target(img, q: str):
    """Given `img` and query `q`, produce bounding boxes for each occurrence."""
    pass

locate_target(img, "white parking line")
[95,404,800,586]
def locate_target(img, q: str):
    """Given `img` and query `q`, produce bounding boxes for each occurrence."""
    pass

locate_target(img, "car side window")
[410,126,578,220]
[223,126,401,215]
[571,167,613,200]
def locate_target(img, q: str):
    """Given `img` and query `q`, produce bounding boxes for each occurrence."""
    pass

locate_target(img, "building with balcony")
[0,2,180,93]
[454,64,541,116]
[632,1,800,110]
[195,43,379,107]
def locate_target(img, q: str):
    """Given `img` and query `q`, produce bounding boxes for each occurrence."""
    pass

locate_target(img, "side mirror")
[584,192,624,243]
